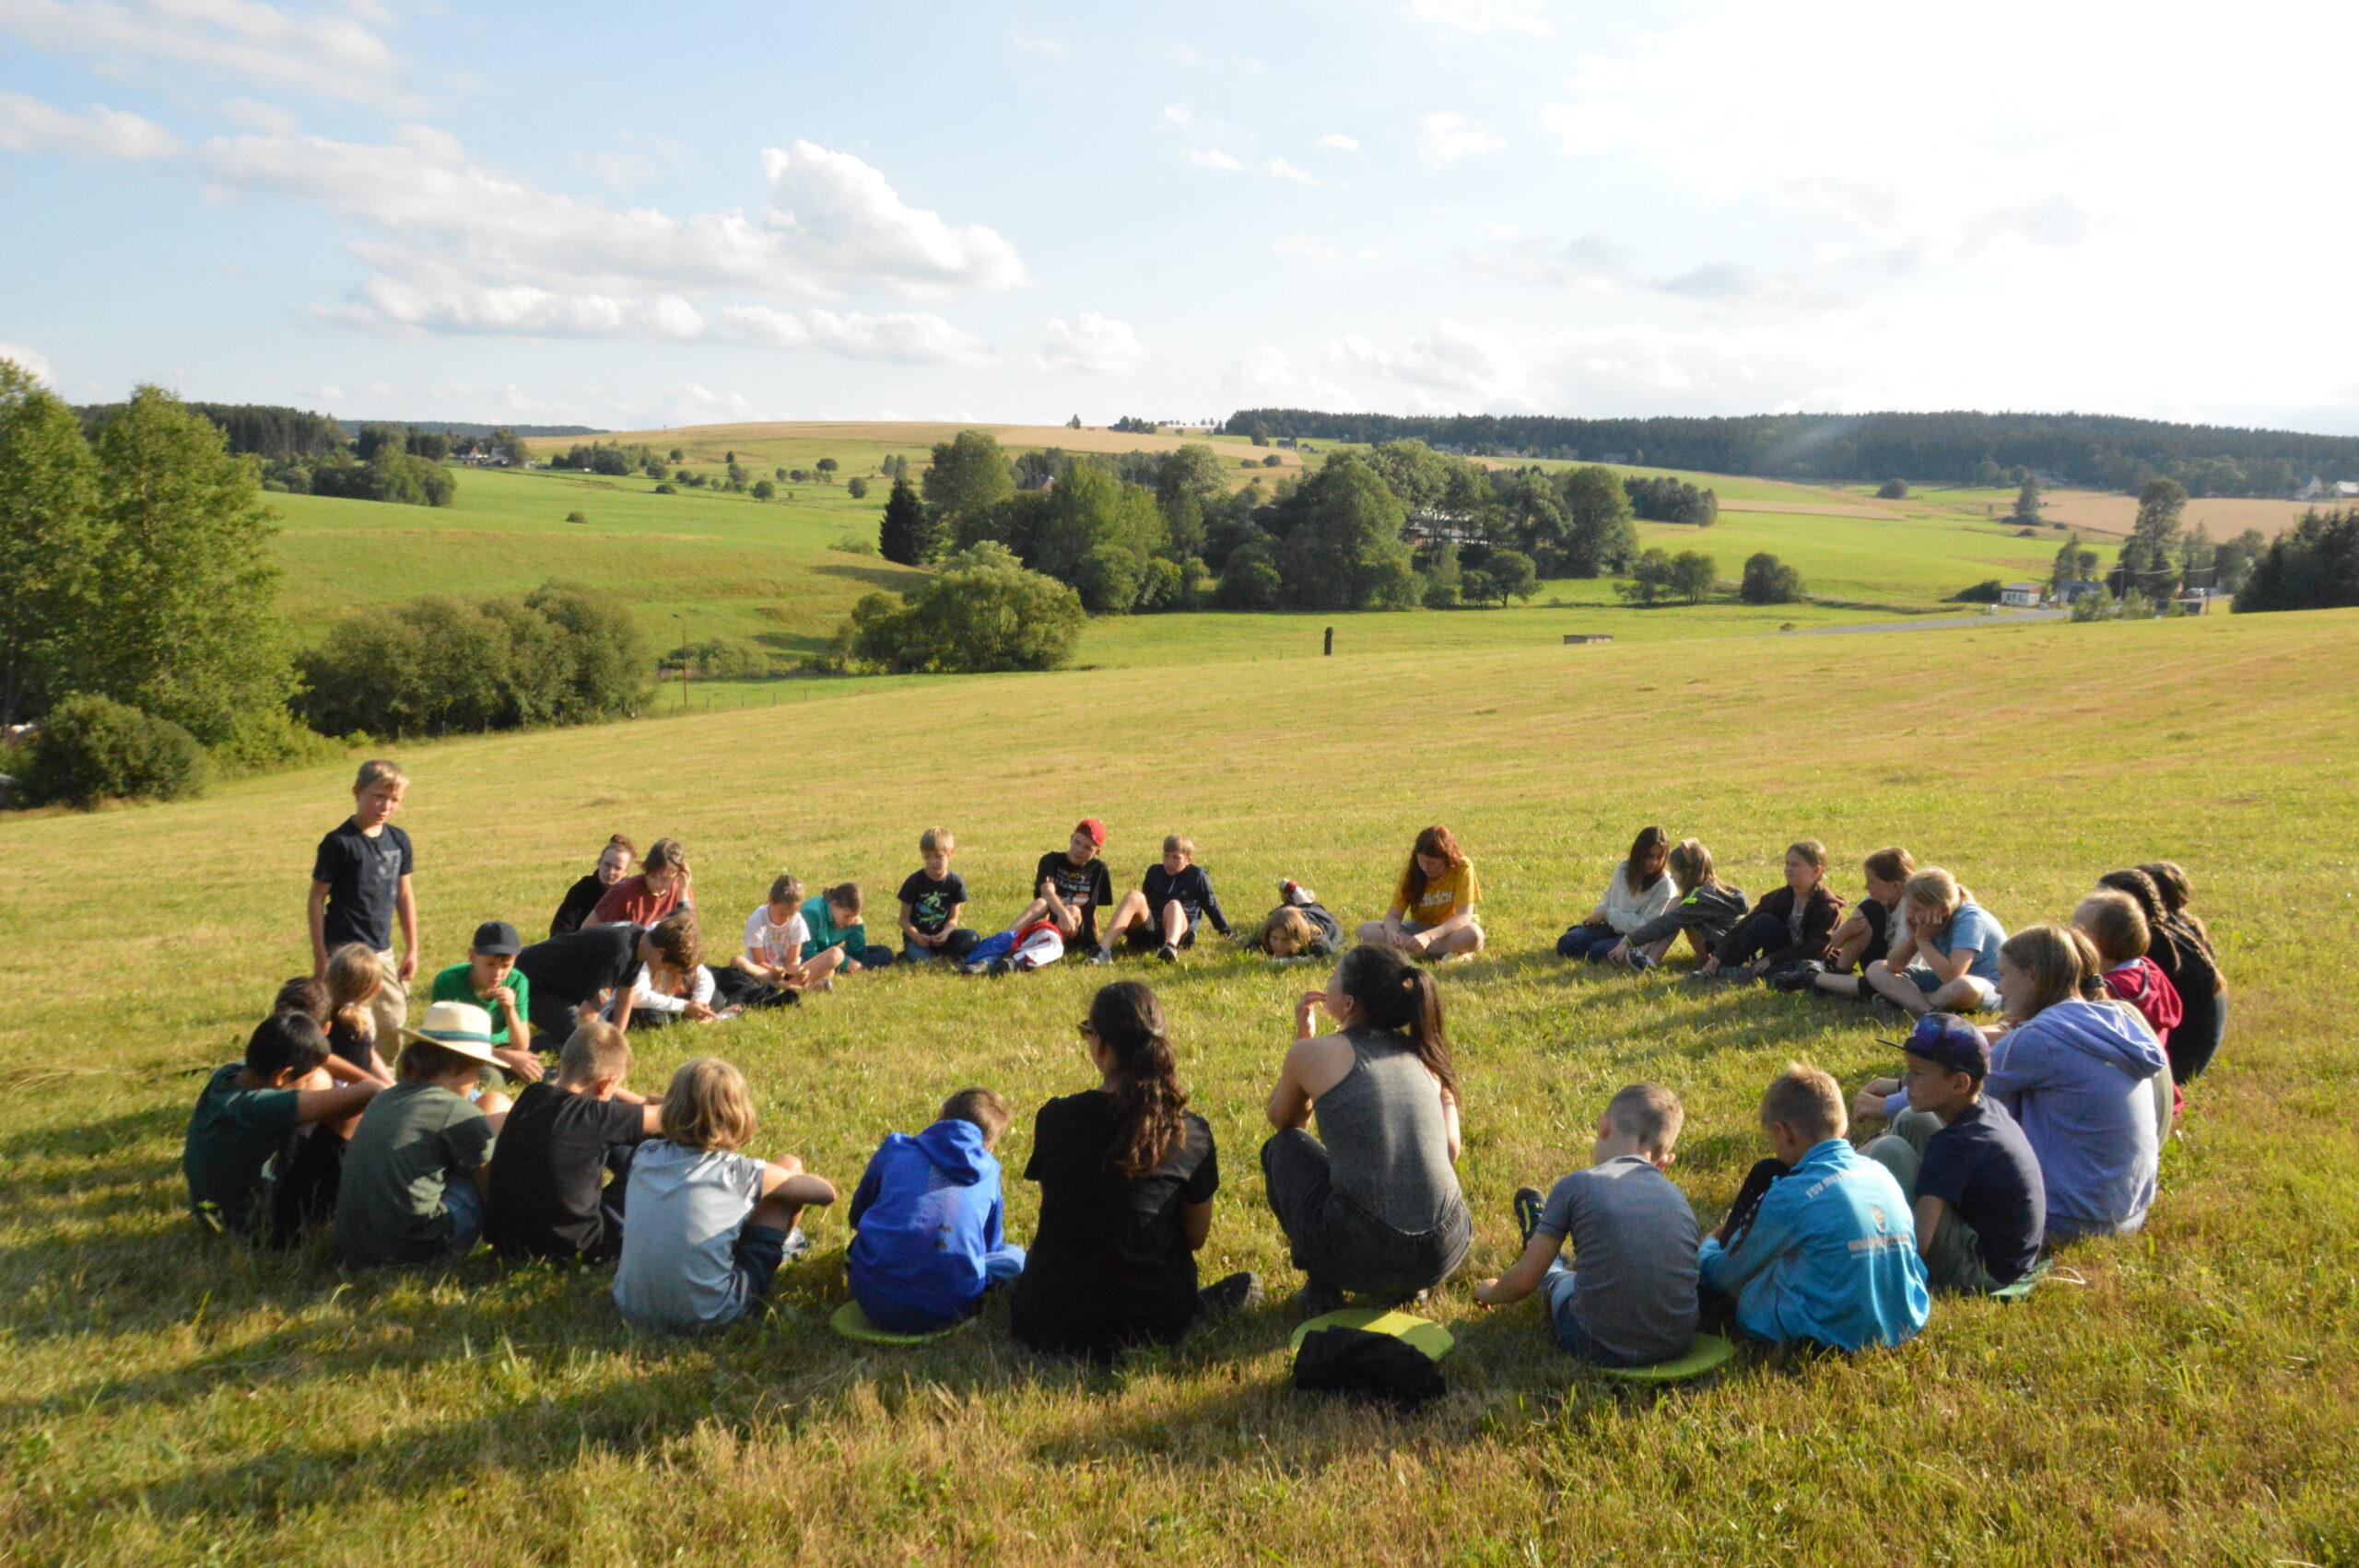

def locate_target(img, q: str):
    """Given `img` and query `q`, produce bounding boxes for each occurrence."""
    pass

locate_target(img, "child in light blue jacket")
[1699,1063,1930,1352]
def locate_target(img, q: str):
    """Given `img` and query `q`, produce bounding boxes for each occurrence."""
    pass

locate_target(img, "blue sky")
[3,0,2353,433]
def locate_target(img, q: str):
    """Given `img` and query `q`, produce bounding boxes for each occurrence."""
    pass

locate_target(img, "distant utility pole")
[1323,626,1334,657]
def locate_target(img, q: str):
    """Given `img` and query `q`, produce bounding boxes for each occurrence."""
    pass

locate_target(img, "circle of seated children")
[212,755,2223,1363]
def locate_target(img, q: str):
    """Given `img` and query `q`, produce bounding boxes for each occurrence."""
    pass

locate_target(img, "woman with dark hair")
[2106,865,2227,1085]
[1262,943,1473,1313]
[1010,981,1259,1358]
[1357,825,1485,959]
[1556,825,1676,963]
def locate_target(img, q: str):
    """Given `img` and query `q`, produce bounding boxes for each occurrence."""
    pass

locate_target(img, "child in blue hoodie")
[847,1087,1026,1333]
[1698,1063,1930,1352]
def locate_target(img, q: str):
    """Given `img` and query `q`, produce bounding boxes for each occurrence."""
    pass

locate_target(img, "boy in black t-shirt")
[308,758,417,1047]
[486,1022,662,1262]
[898,826,980,965]
[1010,819,1115,957]
[1093,835,1232,965]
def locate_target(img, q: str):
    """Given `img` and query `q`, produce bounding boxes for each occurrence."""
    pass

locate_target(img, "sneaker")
[1199,1271,1262,1316]
[1512,1185,1544,1247]
[985,957,1011,977]
[1087,947,1112,965]
[780,1226,812,1262]
[1279,878,1317,907]
[1156,942,1179,964]
[1627,951,1658,973]
[1292,1279,1346,1317]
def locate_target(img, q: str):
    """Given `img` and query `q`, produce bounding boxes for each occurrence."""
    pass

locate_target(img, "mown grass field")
[263,422,2113,685]
[4,606,2356,1564]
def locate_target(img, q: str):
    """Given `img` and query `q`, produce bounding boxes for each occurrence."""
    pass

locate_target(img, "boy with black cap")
[1859,1013,2047,1294]
[429,919,543,1083]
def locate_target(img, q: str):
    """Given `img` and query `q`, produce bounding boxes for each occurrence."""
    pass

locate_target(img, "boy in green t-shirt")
[428,919,543,1082]
[184,1011,385,1240]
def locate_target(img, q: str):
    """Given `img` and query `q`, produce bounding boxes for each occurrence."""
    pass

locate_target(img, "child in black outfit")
[486,1022,662,1263]
[1094,835,1231,964]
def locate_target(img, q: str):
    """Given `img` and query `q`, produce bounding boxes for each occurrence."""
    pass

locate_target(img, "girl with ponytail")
[1261,943,1473,1314]
[1011,981,1259,1359]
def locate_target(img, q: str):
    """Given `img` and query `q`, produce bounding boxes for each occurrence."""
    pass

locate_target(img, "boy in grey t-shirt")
[1475,1083,1699,1366]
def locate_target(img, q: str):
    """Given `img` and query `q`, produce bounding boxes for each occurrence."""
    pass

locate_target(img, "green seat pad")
[1598,1332,1736,1384]
[1288,1308,1455,1363]
[828,1299,971,1345]
[1988,1259,2048,1303]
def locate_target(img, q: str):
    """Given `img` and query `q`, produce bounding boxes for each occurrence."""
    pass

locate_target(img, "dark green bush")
[24,694,211,806]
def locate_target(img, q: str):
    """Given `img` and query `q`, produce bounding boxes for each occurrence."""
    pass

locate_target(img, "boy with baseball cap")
[335,1000,514,1268]
[1859,1013,2047,1294]
[1014,819,1114,957]
[428,919,543,1083]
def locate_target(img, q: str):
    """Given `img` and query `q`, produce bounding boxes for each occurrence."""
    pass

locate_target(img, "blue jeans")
[443,1179,484,1253]
[902,930,980,964]
[1556,925,1620,962]
[1541,1261,1654,1368]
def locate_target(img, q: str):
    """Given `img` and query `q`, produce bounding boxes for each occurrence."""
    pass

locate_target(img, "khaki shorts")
[370,948,409,1044]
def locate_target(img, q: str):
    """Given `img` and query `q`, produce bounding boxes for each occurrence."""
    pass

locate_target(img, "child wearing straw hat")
[334,1000,515,1268]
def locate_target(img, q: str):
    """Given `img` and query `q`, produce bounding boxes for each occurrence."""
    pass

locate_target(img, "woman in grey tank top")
[1262,943,1473,1311]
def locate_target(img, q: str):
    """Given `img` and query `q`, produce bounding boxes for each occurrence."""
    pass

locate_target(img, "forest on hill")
[1222,408,2359,497]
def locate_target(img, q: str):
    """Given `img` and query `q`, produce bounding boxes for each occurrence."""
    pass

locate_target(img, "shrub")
[1876,477,1909,499]
[24,694,210,807]
[751,480,776,501]
[834,544,1085,673]
[1213,534,1284,610]
[847,476,870,499]
[1951,579,2005,603]
[565,510,587,524]
[1739,552,1806,604]
[1262,453,1282,467]
[298,583,651,739]
[833,532,877,556]
[654,482,676,494]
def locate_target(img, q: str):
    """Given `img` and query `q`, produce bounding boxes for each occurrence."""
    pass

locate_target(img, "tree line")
[1222,408,2359,498]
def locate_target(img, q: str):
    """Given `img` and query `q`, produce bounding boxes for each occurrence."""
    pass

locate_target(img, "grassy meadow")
[261,422,2114,689]
[4,603,2357,1564]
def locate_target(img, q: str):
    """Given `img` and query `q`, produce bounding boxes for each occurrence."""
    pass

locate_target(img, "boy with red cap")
[1014,820,1115,958]
[1859,1013,2047,1295]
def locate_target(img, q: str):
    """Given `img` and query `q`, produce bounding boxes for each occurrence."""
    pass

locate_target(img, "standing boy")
[310,759,416,1045]
[898,828,980,964]
[1697,1062,1930,1351]
[428,920,544,1082]
[1475,1083,1700,1366]
[1094,835,1232,965]
[1014,819,1115,958]
[486,1022,663,1263]
[1858,1014,2047,1295]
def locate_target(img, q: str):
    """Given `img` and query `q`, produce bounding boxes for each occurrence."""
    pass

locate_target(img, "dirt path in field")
[1793,610,2068,635]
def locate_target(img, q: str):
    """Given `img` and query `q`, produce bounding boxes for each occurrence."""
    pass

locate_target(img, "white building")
[2000,582,2043,608]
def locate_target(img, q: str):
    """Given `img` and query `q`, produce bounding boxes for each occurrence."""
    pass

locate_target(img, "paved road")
[1795,610,2068,636]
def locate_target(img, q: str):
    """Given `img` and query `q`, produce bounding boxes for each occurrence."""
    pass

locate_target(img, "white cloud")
[572,132,687,193]
[1416,111,1503,168]
[1037,313,1144,375]
[1011,32,1069,57]
[1406,0,1554,36]
[219,97,298,135]
[1330,321,1536,409]
[760,140,1027,295]
[1462,231,1632,290]
[0,0,418,112]
[1273,235,1339,262]
[1186,147,1314,183]
[1163,103,1199,133]
[0,91,180,159]
[1313,133,1359,153]
[1222,345,1358,408]
[723,306,993,367]
[0,341,56,384]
